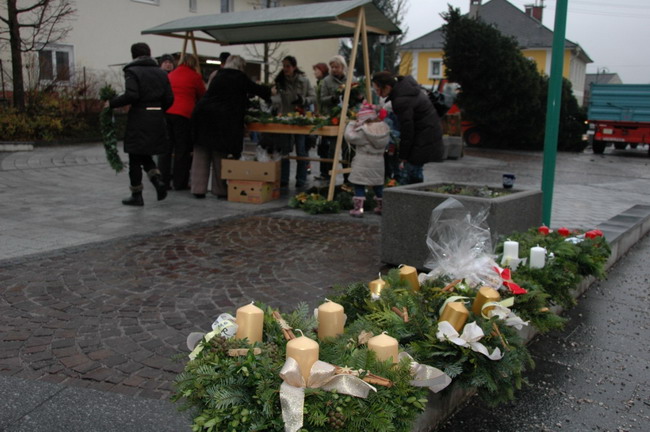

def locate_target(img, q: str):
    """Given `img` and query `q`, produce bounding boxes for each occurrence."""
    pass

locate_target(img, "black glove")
[291,95,303,105]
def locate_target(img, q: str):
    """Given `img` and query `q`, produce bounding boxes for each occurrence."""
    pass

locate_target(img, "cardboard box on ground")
[221,160,281,204]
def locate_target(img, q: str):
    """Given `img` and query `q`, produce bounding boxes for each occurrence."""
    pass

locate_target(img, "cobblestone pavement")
[0,215,380,399]
[1,142,650,407]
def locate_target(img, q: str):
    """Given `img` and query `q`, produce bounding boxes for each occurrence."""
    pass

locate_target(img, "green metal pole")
[541,0,569,226]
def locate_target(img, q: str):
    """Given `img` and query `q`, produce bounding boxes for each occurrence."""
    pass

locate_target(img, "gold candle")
[286,331,319,383]
[235,302,264,343]
[399,265,420,292]
[368,332,399,364]
[472,286,501,316]
[439,302,469,332]
[368,275,388,296]
[317,300,345,340]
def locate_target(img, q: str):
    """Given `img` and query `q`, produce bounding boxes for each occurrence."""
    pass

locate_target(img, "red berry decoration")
[538,225,550,235]
[557,227,570,237]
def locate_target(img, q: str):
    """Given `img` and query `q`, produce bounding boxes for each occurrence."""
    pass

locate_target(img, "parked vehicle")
[587,84,650,154]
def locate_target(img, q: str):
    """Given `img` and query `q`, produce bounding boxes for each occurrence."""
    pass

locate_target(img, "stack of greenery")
[288,185,380,215]
[173,227,610,431]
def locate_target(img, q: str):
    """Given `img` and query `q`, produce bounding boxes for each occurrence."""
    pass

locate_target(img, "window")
[428,59,443,79]
[131,0,159,5]
[39,45,74,82]
[189,0,197,12]
[221,0,234,13]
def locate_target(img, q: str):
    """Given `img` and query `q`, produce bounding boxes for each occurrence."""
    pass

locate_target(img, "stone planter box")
[409,204,650,431]
[442,135,463,160]
[0,141,34,152]
[381,183,543,271]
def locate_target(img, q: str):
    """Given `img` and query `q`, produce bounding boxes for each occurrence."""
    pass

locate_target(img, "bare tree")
[245,0,286,84]
[0,0,76,110]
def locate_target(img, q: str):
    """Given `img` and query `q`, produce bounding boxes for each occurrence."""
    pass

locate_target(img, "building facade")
[0,0,339,100]
[398,0,592,105]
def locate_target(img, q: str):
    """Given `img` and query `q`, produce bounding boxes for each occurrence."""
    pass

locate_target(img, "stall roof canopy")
[141,0,401,45]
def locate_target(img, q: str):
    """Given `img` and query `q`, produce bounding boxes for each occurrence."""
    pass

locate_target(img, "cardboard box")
[227,180,280,204]
[221,159,280,182]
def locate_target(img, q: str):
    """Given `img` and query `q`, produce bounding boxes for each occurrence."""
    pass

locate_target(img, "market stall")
[142,0,401,200]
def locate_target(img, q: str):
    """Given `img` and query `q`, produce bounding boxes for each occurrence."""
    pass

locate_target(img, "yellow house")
[399,0,592,105]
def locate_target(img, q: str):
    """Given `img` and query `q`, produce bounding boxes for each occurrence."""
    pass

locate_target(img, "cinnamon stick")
[272,311,296,340]
[442,279,462,292]
[491,322,510,351]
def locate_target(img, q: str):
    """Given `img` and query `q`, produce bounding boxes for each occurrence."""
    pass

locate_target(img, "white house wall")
[1,0,340,94]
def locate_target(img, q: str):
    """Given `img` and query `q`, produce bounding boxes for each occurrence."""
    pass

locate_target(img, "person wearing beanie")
[160,54,175,73]
[344,101,391,217]
[108,42,174,206]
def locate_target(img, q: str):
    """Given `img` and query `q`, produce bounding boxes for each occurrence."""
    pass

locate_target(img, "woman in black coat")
[109,42,174,206]
[371,71,444,184]
[190,55,271,198]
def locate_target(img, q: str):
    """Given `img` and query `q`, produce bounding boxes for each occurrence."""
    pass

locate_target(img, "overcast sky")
[402,0,650,84]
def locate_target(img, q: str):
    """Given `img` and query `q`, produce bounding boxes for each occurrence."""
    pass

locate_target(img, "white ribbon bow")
[483,303,529,330]
[397,352,452,393]
[436,321,503,360]
[279,358,376,432]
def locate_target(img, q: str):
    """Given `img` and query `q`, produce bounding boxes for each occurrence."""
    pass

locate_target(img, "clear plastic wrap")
[423,198,500,288]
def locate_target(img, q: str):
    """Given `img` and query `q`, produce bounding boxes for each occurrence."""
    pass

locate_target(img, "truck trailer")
[587,83,650,155]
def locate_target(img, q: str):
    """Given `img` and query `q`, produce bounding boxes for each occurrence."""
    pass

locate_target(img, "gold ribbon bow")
[398,352,452,393]
[279,357,376,432]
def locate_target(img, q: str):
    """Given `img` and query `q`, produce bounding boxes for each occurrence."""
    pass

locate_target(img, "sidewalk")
[1,142,649,431]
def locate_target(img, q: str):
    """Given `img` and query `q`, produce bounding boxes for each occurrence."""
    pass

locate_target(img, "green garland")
[173,303,427,432]
[99,85,125,173]
[496,228,611,308]
[173,228,611,429]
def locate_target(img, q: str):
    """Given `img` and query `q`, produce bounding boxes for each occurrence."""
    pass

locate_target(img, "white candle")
[317,300,345,340]
[529,245,546,269]
[368,332,399,364]
[503,240,519,259]
[235,303,264,343]
[286,332,319,383]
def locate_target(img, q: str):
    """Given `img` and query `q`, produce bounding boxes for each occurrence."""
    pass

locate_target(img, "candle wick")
[295,329,304,337]
[324,298,330,303]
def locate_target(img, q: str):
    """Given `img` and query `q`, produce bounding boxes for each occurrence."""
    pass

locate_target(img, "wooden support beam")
[327,7,366,201]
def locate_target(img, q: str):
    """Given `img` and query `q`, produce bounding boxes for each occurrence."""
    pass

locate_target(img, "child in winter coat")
[344,102,391,217]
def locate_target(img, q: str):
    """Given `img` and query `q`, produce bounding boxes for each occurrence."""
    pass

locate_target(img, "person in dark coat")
[190,55,271,198]
[371,71,443,184]
[109,42,174,206]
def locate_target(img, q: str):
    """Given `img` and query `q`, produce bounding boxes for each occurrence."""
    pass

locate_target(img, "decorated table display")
[172,222,610,431]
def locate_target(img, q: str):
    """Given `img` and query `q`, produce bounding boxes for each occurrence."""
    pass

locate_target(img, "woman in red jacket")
[160,54,206,190]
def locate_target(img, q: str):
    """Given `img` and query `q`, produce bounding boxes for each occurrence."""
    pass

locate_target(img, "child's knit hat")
[356,103,377,123]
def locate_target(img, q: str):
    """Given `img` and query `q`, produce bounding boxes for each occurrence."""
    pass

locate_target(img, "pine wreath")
[99,85,125,173]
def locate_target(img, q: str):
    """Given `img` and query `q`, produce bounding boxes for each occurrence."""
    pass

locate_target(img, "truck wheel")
[463,127,483,147]
[592,140,606,154]
[614,143,627,150]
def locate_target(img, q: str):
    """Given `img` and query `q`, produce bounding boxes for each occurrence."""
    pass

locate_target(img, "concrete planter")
[381,183,543,271]
[443,135,463,160]
[409,205,650,432]
[0,141,34,152]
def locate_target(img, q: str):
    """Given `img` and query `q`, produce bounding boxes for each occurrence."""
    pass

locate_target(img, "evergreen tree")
[441,6,585,151]
[339,0,407,76]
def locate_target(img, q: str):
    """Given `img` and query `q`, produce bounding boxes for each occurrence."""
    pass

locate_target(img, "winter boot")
[122,185,144,206]
[147,169,168,201]
[373,198,383,215]
[349,197,365,218]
